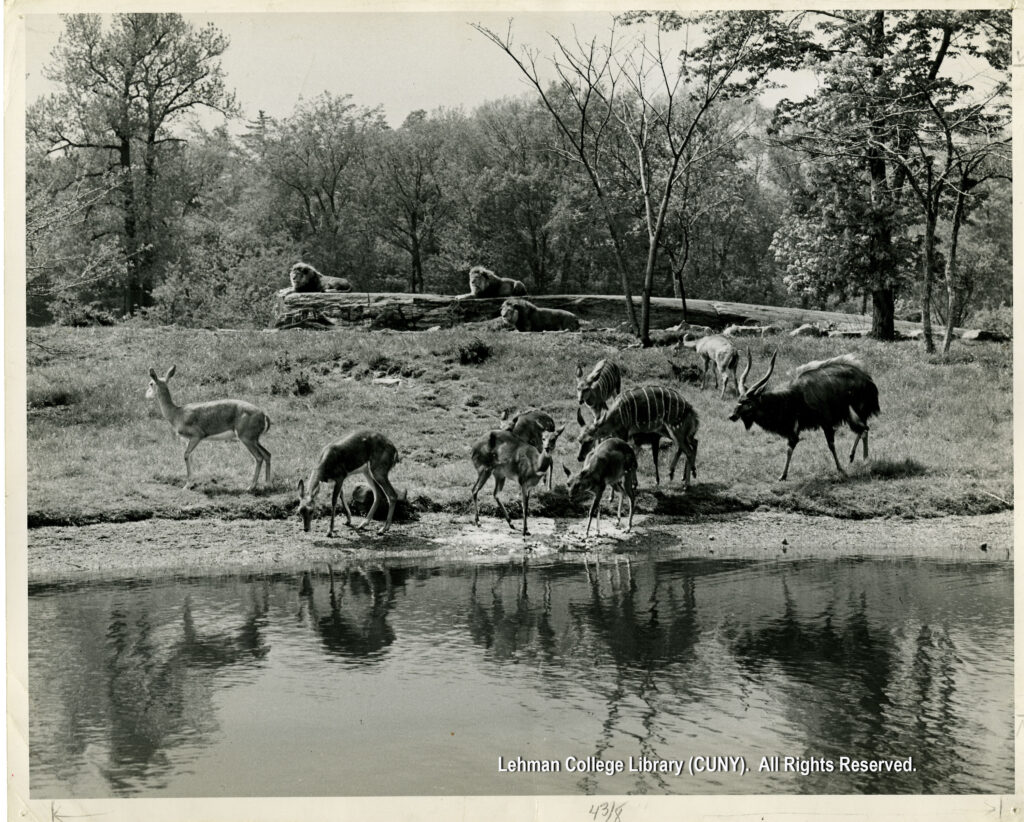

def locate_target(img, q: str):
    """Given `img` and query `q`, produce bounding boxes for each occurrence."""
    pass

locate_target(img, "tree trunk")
[605,222,640,336]
[871,288,896,341]
[920,214,936,353]
[941,186,968,355]
[119,137,140,315]
[640,243,659,346]
[409,227,422,293]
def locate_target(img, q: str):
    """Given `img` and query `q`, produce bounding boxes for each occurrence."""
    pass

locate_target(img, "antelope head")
[729,350,777,428]
[296,478,321,532]
[541,424,566,457]
[146,364,176,399]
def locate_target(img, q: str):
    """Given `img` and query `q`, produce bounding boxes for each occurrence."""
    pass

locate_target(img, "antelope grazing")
[297,430,401,536]
[471,424,565,536]
[682,334,739,398]
[575,359,622,425]
[577,386,699,487]
[146,365,271,491]
[729,351,880,481]
[501,408,557,487]
[564,438,638,536]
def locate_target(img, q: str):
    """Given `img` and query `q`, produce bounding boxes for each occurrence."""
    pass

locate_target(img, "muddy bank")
[25,510,1013,583]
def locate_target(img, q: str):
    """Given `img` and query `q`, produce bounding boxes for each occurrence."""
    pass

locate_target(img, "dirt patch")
[25,510,1013,583]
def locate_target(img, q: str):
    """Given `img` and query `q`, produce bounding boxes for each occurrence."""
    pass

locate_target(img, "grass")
[23,324,1013,527]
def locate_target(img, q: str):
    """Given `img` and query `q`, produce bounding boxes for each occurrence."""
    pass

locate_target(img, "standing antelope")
[577,386,699,487]
[729,351,880,480]
[471,424,565,536]
[297,430,401,536]
[575,359,663,483]
[682,334,739,398]
[564,438,638,536]
[146,365,271,491]
[501,408,557,487]
[575,359,622,425]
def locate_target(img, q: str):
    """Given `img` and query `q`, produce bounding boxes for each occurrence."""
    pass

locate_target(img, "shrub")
[457,337,492,365]
[968,303,1012,339]
[28,383,81,408]
[48,295,117,327]
[270,353,315,397]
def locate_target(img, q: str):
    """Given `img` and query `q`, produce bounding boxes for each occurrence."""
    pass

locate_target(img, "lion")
[500,298,580,332]
[289,262,353,293]
[461,265,528,298]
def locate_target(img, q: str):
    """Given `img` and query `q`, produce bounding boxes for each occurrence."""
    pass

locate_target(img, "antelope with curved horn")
[729,350,880,480]
[146,365,271,491]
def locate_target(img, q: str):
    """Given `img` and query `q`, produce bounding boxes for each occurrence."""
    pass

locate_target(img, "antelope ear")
[575,363,583,378]
[297,478,305,495]
[562,465,572,478]
[165,365,177,380]
[555,424,566,436]
[149,368,158,380]
[576,406,586,426]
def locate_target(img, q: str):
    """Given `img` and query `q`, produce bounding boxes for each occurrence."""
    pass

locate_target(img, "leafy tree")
[360,109,461,293]
[771,157,915,312]
[28,13,236,313]
[149,124,300,326]
[454,96,601,294]
[261,93,387,279]
[772,10,1010,345]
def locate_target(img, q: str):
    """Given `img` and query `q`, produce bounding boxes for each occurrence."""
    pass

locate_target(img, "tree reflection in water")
[101,585,270,794]
[28,558,1012,797]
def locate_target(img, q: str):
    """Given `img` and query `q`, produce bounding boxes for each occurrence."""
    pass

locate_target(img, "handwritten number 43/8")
[589,802,626,822]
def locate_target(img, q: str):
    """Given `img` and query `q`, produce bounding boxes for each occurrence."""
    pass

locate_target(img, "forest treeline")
[26,11,1011,351]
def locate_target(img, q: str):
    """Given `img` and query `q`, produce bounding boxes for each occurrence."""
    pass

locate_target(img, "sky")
[25,11,819,129]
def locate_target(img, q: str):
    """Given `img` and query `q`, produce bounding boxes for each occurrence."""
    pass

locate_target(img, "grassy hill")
[24,324,1012,527]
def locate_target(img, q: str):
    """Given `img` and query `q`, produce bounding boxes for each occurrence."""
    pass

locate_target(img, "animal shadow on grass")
[645,482,750,517]
[858,458,929,481]
[154,474,280,497]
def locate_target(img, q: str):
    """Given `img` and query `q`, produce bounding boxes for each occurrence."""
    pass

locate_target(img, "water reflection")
[29,557,1012,797]
[297,566,407,662]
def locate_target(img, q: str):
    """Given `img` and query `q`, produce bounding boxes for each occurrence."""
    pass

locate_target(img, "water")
[28,556,1012,797]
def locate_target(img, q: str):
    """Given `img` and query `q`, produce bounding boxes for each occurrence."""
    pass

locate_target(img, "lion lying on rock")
[458,265,527,299]
[289,262,353,293]
[500,298,580,332]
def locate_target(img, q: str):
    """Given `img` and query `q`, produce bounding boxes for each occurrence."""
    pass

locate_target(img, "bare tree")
[475,12,806,344]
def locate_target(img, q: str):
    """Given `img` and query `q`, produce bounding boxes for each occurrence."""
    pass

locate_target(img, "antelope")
[501,408,557,487]
[729,351,880,481]
[564,438,638,536]
[575,359,622,426]
[297,430,401,536]
[146,365,271,491]
[682,334,739,398]
[577,386,699,487]
[575,359,663,483]
[471,424,565,536]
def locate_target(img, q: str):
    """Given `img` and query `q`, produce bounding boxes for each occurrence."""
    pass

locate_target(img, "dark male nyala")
[729,351,880,480]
